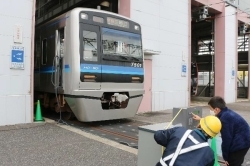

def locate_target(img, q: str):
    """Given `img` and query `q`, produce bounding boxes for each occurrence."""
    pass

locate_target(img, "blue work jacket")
[154,127,214,166]
[217,107,250,160]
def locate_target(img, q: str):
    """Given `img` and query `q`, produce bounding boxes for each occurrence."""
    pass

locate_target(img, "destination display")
[107,17,129,28]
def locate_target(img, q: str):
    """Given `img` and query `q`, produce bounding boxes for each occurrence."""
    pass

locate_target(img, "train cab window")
[41,38,47,65]
[102,27,143,60]
[83,30,98,62]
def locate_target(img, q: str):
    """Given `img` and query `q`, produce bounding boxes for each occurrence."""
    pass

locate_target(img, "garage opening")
[34,0,122,121]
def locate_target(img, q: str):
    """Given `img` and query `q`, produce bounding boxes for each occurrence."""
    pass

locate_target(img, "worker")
[192,96,250,166]
[154,115,222,166]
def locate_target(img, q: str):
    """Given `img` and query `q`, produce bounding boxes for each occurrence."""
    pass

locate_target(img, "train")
[34,8,144,122]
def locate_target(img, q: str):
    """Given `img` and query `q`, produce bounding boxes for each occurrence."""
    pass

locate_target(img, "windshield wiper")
[103,53,142,63]
[129,56,140,61]
[104,53,129,60]
[83,38,97,50]
[119,55,128,60]
[102,53,129,62]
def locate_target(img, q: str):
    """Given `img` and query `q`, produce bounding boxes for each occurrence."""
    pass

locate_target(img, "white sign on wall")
[10,46,24,69]
[13,25,23,44]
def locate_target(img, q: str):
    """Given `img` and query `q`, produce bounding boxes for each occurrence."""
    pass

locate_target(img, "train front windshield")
[80,16,144,83]
[102,28,142,58]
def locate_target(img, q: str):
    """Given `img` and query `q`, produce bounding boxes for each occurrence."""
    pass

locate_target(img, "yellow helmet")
[200,115,222,138]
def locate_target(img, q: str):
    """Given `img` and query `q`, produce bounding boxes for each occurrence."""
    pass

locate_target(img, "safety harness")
[159,129,209,166]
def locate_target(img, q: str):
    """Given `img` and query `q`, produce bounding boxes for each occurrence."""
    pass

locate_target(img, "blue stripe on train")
[34,66,55,73]
[35,63,144,75]
[80,64,143,75]
[64,64,70,73]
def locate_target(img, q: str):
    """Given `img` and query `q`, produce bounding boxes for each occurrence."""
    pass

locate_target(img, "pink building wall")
[194,0,224,12]
[118,0,130,17]
[214,4,237,102]
[214,6,226,97]
[138,59,152,113]
[118,0,153,113]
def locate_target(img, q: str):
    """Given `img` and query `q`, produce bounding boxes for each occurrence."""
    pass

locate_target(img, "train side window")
[59,28,64,57]
[83,30,98,62]
[41,38,47,65]
[34,39,40,68]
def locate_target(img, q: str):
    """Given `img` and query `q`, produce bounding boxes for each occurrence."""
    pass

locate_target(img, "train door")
[54,28,64,90]
[79,23,101,89]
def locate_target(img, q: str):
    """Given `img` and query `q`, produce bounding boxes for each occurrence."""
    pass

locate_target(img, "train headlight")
[135,25,140,30]
[81,13,88,20]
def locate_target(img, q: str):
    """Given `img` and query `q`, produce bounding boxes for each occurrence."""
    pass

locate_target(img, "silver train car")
[34,8,144,122]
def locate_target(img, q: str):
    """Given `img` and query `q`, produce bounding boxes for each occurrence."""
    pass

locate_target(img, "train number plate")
[131,62,142,68]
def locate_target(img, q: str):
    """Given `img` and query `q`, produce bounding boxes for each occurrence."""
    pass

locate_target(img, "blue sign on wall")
[11,46,24,69]
[182,65,187,72]
[181,63,187,77]
[231,68,235,79]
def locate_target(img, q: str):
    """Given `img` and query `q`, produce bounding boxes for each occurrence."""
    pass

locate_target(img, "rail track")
[43,111,150,149]
[43,112,238,165]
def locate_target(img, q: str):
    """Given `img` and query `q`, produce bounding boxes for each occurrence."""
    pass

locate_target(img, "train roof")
[71,7,135,22]
[36,7,140,29]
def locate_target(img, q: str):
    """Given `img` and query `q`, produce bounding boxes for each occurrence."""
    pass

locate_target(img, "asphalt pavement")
[0,99,249,166]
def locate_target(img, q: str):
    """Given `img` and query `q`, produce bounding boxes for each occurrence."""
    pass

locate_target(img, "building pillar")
[118,0,130,18]
[248,34,250,99]
[188,0,191,106]
[214,5,237,103]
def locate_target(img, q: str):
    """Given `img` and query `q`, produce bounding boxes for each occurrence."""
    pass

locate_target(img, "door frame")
[138,59,152,113]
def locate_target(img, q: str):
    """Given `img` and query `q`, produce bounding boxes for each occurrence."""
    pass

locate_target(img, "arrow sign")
[11,46,24,69]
